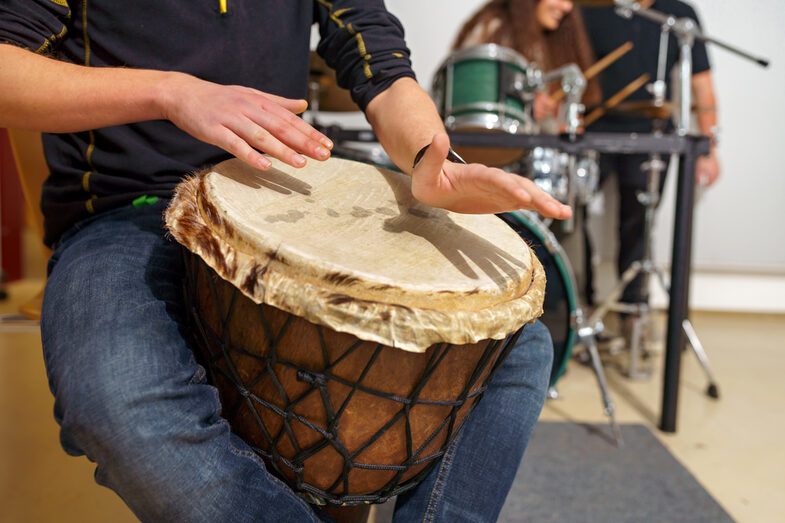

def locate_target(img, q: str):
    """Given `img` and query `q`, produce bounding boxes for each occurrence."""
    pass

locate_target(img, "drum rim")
[435,43,532,73]
[505,210,577,383]
[444,104,532,133]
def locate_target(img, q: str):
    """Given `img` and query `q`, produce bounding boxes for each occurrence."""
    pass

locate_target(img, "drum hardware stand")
[610,1,767,406]
[583,147,668,381]
[572,307,624,446]
[526,209,622,446]
[539,63,587,235]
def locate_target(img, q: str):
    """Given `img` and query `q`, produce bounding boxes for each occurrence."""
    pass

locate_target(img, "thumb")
[260,93,309,114]
[414,133,450,176]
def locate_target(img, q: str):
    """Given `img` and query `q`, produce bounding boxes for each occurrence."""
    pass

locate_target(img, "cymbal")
[608,100,677,119]
[309,51,360,113]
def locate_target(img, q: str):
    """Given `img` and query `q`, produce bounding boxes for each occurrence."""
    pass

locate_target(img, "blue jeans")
[41,202,553,522]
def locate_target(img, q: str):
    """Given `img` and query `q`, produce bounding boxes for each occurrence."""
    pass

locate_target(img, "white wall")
[653,0,785,273]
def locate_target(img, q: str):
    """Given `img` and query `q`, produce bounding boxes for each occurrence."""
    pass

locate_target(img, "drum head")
[166,156,545,352]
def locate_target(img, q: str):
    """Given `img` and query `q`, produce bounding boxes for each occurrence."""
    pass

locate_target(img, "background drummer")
[581,0,720,341]
[0,1,569,521]
[452,0,602,128]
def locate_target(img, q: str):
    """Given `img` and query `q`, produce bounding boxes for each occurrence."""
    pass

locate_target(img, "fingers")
[234,112,328,168]
[696,156,720,187]
[253,94,334,154]
[221,94,333,169]
[214,126,273,171]
[414,157,572,218]
[518,177,572,219]
[480,166,571,218]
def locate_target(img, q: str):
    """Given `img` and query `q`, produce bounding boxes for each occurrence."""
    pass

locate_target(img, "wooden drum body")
[165,156,545,505]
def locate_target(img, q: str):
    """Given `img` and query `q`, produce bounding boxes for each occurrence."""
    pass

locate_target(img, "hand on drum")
[160,73,334,171]
[411,133,572,219]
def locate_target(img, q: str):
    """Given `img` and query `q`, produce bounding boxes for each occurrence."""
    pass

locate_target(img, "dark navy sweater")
[0,0,415,246]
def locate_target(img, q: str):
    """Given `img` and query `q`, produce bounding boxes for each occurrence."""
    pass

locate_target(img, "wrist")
[707,125,720,148]
[153,71,188,121]
[412,143,466,170]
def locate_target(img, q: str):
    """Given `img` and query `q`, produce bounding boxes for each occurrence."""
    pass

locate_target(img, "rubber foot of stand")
[0,289,7,301]
[707,384,720,399]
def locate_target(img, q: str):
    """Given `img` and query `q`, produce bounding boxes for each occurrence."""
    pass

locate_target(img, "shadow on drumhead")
[210,159,313,196]
[375,167,530,288]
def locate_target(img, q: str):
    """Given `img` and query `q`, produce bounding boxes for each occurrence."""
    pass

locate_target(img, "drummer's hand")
[696,150,720,187]
[411,133,572,219]
[533,92,559,122]
[160,72,333,170]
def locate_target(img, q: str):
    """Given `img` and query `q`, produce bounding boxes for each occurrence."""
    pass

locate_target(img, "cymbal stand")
[612,0,759,396]
[539,63,586,234]
[583,136,668,380]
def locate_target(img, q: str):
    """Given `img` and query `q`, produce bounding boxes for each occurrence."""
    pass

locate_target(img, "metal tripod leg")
[682,319,720,398]
[653,264,720,399]
[577,322,623,446]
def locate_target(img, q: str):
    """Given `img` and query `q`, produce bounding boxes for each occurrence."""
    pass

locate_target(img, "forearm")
[365,77,446,174]
[0,44,171,132]
[692,70,718,141]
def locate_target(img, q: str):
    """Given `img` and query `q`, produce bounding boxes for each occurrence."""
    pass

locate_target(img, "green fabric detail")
[132,195,159,208]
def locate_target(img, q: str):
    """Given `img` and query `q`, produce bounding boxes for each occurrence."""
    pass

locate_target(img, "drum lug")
[571,308,584,331]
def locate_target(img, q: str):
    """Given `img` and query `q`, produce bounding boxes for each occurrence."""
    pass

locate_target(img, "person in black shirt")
[0,2,571,521]
[582,0,720,334]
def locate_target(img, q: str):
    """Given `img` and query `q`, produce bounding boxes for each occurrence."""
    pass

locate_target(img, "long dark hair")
[452,0,601,105]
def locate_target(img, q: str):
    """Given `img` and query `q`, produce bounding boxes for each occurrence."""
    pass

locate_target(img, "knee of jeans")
[55,352,221,468]
[492,320,554,393]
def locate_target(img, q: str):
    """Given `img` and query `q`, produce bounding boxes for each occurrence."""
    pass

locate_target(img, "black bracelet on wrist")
[412,144,467,171]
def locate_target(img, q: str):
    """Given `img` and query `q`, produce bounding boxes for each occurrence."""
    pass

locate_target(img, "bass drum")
[498,211,578,387]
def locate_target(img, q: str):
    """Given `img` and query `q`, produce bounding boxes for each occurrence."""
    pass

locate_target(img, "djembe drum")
[165,156,545,506]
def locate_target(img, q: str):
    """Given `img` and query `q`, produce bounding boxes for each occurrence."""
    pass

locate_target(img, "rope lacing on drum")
[183,251,520,506]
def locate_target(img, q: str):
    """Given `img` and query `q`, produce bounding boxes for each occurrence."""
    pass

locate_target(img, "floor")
[2,237,784,522]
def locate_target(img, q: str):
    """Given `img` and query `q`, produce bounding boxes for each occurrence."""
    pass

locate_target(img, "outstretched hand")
[161,73,333,170]
[410,133,572,219]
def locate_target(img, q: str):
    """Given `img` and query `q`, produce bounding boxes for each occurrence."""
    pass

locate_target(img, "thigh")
[40,202,321,522]
[42,202,192,418]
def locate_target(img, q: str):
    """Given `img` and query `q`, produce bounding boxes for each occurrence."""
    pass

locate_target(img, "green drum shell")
[447,59,528,119]
[433,44,536,166]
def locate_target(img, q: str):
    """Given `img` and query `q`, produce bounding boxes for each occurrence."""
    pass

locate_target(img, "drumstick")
[551,41,634,103]
[583,73,651,127]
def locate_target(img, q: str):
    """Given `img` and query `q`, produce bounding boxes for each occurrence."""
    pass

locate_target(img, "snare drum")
[165,156,545,505]
[432,44,537,166]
